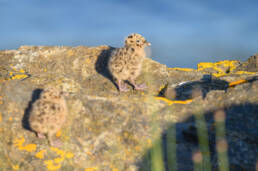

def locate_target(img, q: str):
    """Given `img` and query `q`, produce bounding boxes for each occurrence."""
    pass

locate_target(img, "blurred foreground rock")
[0,46,257,171]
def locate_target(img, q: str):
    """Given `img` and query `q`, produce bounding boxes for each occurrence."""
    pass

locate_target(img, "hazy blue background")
[1,0,257,68]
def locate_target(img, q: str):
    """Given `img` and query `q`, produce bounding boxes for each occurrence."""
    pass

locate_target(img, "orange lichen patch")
[67,49,74,57]
[43,68,47,72]
[235,71,256,75]
[147,139,152,147]
[229,80,248,87]
[34,148,75,170]
[43,147,74,170]
[19,69,25,73]
[112,168,119,171]
[197,60,239,77]
[158,85,166,92]
[9,117,13,121]
[9,74,28,80]
[135,146,141,151]
[13,137,37,152]
[85,58,91,64]
[44,160,61,171]
[85,167,97,171]
[85,151,93,156]
[12,164,20,170]
[212,73,226,77]
[0,112,2,122]
[168,67,195,72]
[66,152,74,159]
[155,97,192,105]
[50,147,65,158]
[55,130,61,137]
[7,66,29,80]
[35,150,47,159]
[54,157,63,163]
[0,97,3,104]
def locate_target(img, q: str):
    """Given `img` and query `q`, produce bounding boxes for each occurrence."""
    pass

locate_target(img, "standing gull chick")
[108,33,151,91]
[29,88,68,146]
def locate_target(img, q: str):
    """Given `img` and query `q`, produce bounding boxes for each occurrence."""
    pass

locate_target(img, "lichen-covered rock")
[236,54,258,72]
[0,46,257,171]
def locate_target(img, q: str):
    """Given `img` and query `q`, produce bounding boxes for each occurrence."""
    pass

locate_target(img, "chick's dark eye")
[136,40,140,43]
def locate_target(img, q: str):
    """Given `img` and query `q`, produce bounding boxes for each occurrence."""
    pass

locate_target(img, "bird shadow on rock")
[161,75,258,101]
[22,88,43,131]
[95,46,119,90]
[246,76,258,83]
[160,75,229,100]
[138,103,258,171]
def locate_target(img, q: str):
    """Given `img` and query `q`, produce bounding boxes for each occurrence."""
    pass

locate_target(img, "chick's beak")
[146,41,151,46]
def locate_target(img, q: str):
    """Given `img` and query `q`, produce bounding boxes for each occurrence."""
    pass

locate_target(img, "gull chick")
[29,88,68,146]
[108,33,151,91]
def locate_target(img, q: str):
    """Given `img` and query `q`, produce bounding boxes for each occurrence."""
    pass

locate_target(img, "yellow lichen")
[7,66,29,80]
[10,74,28,80]
[85,58,91,64]
[12,164,20,170]
[168,68,195,72]
[135,146,141,151]
[44,160,61,171]
[55,130,61,137]
[85,151,93,156]
[66,152,74,159]
[35,150,46,159]
[0,112,2,122]
[54,157,63,163]
[85,168,97,171]
[197,60,239,77]
[50,147,65,157]
[20,144,37,152]
[147,139,152,147]
[13,137,37,152]
[229,80,248,87]
[155,97,192,105]
[235,71,256,75]
[67,50,74,57]
[9,117,13,121]
[158,85,166,92]
[42,147,74,170]
[19,69,25,73]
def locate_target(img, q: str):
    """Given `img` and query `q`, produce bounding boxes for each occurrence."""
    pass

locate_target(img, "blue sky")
[1,0,257,68]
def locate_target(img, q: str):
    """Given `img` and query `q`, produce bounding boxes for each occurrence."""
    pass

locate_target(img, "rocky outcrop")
[236,54,258,72]
[0,46,257,171]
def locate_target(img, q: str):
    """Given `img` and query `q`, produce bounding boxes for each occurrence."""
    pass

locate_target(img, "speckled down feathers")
[108,33,150,81]
[29,88,67,138]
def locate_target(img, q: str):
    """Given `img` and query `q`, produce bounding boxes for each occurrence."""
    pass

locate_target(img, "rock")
[163,75,229,100]
[236,54,258,72]
[0,46,257,170]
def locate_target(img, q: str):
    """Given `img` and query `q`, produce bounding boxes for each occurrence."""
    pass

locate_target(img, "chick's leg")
[37,133,46,139]
[129,78,147,90]
[48,132,62,147]
[117,79,129,92]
